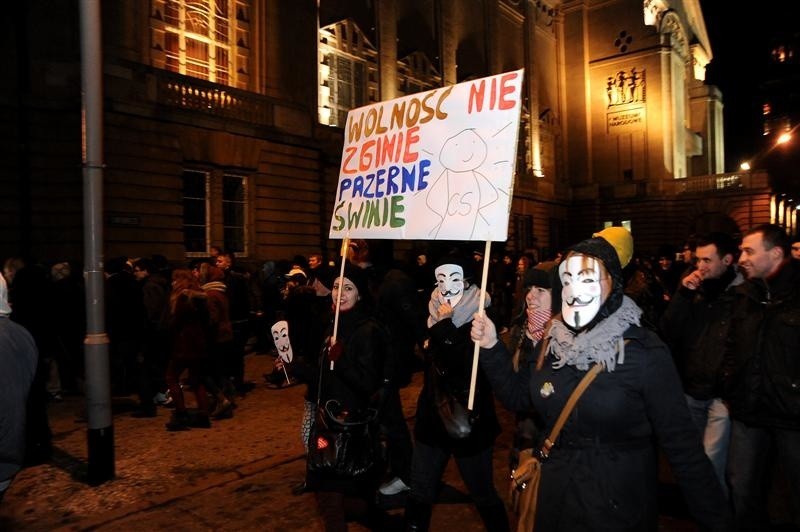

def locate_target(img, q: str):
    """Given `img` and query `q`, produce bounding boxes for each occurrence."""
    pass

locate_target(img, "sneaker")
[378,477,410,496]
[48,392,64,402]
[210,398,234,420]
[153,391,169,405]
[291,481,307,496]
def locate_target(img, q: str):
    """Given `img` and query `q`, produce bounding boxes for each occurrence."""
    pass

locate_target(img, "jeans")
[409,440,501,507]
[727,419,800,528]
[686,395,730,496]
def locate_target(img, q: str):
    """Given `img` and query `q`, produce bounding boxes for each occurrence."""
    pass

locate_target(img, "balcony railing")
[150,69,310,136]
[571,170,770,201]
[670,171,770,194]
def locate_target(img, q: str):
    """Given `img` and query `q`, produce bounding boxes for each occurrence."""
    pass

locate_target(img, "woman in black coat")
[406,256,509,532]
[471,231,731,531]
[301,264,392,531]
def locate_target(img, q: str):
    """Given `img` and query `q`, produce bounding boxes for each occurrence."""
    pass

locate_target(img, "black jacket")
[415,316,501,456]
[722,259,800,429]
[660,267,742,400]
[306,306,389,493]
[480,324,730,531]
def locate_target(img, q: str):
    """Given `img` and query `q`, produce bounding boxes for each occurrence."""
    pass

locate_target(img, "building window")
[222,174,246,254]
[318,20,378,126]
[511,214,534,254]
[182,170,248,256]
[151,0,250,88]
[183,170,209,253]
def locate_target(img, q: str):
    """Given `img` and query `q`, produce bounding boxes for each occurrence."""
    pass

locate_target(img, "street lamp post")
[80,0,114,484]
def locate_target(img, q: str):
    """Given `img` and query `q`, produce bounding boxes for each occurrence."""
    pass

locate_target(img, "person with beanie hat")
[593,226,634,269]
[0,274,38,503]
[405,254,509,532]
[503,260,560,478]
[295,261,396,530]
[471,234,731,531]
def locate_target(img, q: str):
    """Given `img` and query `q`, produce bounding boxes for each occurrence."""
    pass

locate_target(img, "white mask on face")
[271,320,293,363]
[434,264,465,307]
[558,254,608,330]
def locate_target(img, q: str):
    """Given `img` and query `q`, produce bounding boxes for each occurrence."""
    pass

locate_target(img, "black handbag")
[307,399,378,477]
[431,362,476,439]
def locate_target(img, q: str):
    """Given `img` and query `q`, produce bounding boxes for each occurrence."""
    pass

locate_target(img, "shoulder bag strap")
[540,363,602,458]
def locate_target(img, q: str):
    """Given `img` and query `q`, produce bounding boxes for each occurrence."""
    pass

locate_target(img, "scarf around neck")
[547,295,641,372]
[526,306,551,342]
[202,281,227,293]
[428,284,490,328]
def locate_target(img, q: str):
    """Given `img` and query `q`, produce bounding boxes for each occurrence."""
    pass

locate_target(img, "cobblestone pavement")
[0,351,707,531]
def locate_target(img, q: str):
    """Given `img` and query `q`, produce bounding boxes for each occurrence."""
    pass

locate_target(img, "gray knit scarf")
[547,295,641,372]
[428,284,490,328]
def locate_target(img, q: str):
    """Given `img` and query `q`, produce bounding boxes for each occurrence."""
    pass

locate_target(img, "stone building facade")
[1,0,773,266]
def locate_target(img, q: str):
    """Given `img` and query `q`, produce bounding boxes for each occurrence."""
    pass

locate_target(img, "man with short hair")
[216,252,252,394]
[791,235,800,261]
[723,223,800,526]
[660,231,743,495]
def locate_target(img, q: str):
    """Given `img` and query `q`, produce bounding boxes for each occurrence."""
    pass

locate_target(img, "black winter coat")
[415,317,501,456]
[659,267,742,400]
[306,306,389,494]
[722,259,800,429]
[480,324,731,531]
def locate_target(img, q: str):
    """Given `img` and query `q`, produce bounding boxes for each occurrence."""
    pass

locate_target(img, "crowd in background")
[2,225,800,529]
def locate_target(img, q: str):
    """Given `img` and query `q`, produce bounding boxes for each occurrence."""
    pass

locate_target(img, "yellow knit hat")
[593,227,633,268]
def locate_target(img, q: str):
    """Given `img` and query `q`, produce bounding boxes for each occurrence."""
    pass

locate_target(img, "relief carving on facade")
[606,68,646,107]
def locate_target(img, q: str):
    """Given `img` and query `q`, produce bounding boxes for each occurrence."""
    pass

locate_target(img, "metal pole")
[80,0,114,484]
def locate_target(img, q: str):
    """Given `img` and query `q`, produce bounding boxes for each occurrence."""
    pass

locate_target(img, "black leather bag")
[431,363,475,439]
[307,400,378,477]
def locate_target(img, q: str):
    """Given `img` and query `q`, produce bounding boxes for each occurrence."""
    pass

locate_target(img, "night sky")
[700,0,794,172]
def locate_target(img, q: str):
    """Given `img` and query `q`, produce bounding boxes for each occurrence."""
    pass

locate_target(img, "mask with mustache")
[434,263,465,307]
[271,320,293,363]
[558,255,611,330]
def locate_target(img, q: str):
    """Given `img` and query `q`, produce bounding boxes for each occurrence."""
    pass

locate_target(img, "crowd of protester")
[2,223,800,530]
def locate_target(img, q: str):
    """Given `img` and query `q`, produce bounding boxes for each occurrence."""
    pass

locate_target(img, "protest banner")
[329,69,523,242]
[329,70,524,408]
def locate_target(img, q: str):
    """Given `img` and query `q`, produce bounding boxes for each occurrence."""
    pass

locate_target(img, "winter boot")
[404,498,432,532]
[475,500,510,532]
[165,410,191,431]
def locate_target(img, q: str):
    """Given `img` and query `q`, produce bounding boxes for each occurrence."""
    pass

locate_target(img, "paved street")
[0,350,710,531]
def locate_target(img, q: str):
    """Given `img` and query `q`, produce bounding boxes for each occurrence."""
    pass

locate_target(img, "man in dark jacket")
[216,252,251,394]
[660,231,742,494]
[723,223,800,527]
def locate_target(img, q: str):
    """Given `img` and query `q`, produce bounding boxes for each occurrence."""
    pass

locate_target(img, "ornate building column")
[437,0,458,85]
[376,0,398,102]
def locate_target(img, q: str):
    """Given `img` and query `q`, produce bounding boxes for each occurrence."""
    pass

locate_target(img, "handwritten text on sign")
[329,70,523,241]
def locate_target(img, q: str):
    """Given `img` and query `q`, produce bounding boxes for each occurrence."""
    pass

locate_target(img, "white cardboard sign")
[329,70,523,242]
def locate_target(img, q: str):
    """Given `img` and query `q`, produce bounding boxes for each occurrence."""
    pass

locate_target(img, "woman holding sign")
[300,263,394,530]
[406,254,509,531]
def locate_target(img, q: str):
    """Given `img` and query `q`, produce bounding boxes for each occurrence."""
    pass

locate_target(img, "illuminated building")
[1,0,773,264]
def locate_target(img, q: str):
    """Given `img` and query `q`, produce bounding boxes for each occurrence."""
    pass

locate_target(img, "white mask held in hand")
[434,263,465,307]
[271,320,293,363]
[558,254,610,330]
